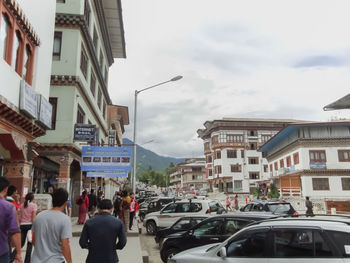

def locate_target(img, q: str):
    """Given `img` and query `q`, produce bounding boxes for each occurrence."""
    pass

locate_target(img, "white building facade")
[197,118,298,195]
[260,122,350,213]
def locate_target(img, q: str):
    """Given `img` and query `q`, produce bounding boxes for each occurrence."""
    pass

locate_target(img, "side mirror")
[219,247,227,258]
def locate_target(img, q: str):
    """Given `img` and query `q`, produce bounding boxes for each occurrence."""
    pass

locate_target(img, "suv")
[160,213,278,262]
[240,200,297,215]
[171,216,350,263]
[139,197,178,221]
[143,199,225,235]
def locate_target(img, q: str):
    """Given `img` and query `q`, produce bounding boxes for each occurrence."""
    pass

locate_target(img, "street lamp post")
[132,76,183,193]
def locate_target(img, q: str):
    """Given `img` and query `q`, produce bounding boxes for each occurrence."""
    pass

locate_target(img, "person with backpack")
[87,190,97,218]
[76,191,89,224]
[113,192,121,218]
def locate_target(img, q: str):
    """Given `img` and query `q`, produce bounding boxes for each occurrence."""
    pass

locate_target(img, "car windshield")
[206,244,220,252]
[267,203,293,214]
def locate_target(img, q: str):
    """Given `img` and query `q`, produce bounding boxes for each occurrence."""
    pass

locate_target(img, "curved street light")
[132,76,183,193]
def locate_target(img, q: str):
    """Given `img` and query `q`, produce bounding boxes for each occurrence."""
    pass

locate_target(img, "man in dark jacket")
[87,189,98,218]
[79,199,127,263]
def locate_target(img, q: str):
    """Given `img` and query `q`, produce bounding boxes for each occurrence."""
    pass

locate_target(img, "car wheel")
[146,221,156,235]
[139,213,145,222]
[163,248,180,263]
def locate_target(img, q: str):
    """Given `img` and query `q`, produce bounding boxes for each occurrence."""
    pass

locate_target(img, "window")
[227,150,237,158]
[97,89,102,109]
[249,142,257,150]
[273,229,332,258]
[193,220,222,236]
[249,130,257,136]
[215,151,221,159]
[248,157,259,164]
[53,32,62,60]
[241,150,244,158]
[172,218,203,231]
[328,231,350,257]
[249,172,259,180]
[223,220,247,235]
[49,98,58,130]
[214,165,222,174]
[279,159,284,168]
[162,203,176,214]
[102,100,106,118]
[227,134,243,143]
[192,167,201,172]
[293,152,299,165]
[84,0,91,26]
[226,230,268,257]
[208,169,212,177]
[93,27,98,51]
[190,203,202,212]
[76,105,85,124]
[212,135,218,145]
[274,162,278,170]
[338,150,350,162]
[286,156,291,167]
[80,45,88,78]
[90,72,96,96]
[312,178,329,190]
[270,164,273,172]
[342,178,350,190]
[11,31,21,71]
[309,150,326,162]
[264,165,268,173]
[231,164,241,172]
[0,14,9,61]
[206,155,212,163]
[175,203,191,213]
[204,142,210,151]
[22,45,32,84]
[99,49,103,68]
[261,135,271,143]
[234,180,242,191]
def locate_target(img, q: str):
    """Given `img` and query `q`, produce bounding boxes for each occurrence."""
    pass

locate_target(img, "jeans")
[0,252,9,263]
[129,212,135,230]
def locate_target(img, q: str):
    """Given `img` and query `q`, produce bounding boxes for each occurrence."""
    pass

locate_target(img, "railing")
[281,187,301,197]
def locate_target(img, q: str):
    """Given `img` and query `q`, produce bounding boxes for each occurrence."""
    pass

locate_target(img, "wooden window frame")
[215,151,221,159]
[341,178,350,191]
[338,150,350,162]
[270,164,273,172]
[293,152,299,165]
[279,159,284,168]
[49,97,58,130]
[248,157,259,165]
[264,165,268,173]
[53,31,62,61]
[231,164,241,173]
[286,156,291,167]
[76,105,85,124]
[227,150,237,158]
[312,178,329,191]
[249,172,260,180]
[80,45,88,79]
[309,150,327,163]
[90,72,96,97]
[93,27,98,51]
[249,142,257,150]
[274,162,278,171]
[97,89,102,109]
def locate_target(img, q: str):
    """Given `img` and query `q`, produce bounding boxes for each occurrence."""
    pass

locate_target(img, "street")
[140,226,162,263]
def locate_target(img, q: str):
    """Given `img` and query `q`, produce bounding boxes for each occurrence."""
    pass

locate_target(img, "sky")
[108,0,350,158]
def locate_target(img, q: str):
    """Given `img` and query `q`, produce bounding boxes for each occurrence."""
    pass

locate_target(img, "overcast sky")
[108,0,350,158]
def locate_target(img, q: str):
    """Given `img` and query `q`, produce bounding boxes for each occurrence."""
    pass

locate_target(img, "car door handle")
[210,237,219,241]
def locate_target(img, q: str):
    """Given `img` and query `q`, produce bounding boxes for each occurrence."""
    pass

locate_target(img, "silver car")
[170,216,350,263]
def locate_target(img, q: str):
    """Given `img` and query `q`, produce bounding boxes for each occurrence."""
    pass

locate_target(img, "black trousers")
[129,212,135,229]
[20,224,33,263]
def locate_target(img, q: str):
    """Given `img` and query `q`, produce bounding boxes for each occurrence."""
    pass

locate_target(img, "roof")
[259,121,350,153]
[222,118,304,123]
[323,93,350,111]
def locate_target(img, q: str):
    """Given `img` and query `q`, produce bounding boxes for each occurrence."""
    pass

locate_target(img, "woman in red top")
[76,190,89,224]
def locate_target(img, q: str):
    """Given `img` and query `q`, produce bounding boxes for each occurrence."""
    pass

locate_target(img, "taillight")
[206,209,211,214]
[293,211,299,216]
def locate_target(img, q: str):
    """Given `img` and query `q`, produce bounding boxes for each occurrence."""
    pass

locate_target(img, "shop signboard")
[19,80,37,119]
[310,162,327,169]
[81,146,132,172]
[37,95,52,129]
[87,171,128,177]
[108,130,116,146]
[74,124,96,142]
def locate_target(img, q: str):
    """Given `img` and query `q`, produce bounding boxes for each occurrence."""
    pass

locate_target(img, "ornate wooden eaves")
[4,0,40,46]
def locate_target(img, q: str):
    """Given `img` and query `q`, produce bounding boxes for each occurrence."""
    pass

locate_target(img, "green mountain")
[123,138,185,177]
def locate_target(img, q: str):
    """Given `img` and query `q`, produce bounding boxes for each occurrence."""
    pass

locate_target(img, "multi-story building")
[169,158,207,191]
[36,0,127,203]
[0,0,56,196]
[197,118,299,195]
[259,121,350,213]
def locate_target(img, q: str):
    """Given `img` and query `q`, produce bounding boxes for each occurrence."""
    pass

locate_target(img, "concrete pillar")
[4,160,32,198]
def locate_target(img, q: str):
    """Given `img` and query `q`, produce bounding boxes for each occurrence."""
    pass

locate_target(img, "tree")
[268,183,280,199]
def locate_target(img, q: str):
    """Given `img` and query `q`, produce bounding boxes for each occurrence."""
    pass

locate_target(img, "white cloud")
[109,0,350,157]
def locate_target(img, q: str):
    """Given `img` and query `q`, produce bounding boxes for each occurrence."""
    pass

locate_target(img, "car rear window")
[209,201,222,212]
[328,231,350,257]
[267,203,293,214]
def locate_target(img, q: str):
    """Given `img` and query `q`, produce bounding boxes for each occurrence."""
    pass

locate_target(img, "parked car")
[160,212,278,262]
[240,200,297,215]
[139,197,179,221]
[144,199,226,235]
[155,215,210,247]
[170,216,350,263]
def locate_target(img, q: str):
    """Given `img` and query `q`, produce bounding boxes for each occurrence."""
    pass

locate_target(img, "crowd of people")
[0,177,139,263]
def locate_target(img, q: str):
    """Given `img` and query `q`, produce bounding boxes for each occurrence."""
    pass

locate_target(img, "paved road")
[140,226,162,263]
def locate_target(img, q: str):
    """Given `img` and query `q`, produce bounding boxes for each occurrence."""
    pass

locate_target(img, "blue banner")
[81,146,132,172]
[87,171,128,178]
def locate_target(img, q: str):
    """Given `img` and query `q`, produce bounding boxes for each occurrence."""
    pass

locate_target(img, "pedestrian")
[0,178,22,263]
[65,200,72,217]
[305,196,314,217]
[129,192,139,230]
[31,188,72,263]
[88,189,98,218]
[18,193,37,263]
[6,185,20,211]
[113,192,121,218]
[119,191,130,232]
[76,190,89,224]
[245,195,251,204]
[225,196,231,211]
[234,194,239,211]
[112,191,119,204]
[79,199,127,263]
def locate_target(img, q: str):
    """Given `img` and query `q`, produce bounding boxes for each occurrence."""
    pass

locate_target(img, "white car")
[171,216,350,263]
[143,199,225,234]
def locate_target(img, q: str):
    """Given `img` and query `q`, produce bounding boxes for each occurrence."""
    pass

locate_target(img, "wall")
[301,175,350,198]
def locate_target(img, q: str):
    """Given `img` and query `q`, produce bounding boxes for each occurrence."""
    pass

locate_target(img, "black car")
[139,197,179,221]
[155,215,209,247]
[160,213,279,262]
[240,200,297,215]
